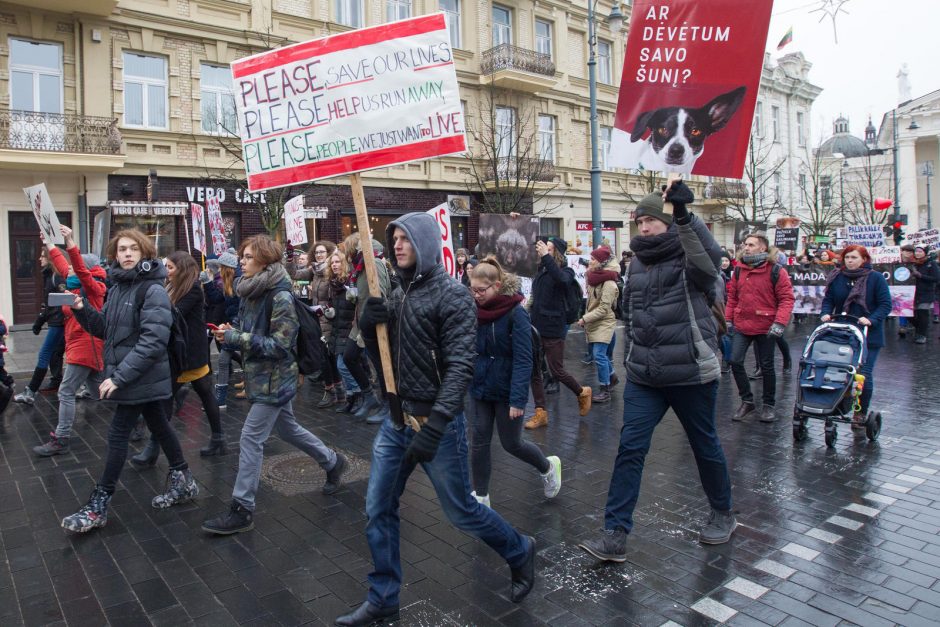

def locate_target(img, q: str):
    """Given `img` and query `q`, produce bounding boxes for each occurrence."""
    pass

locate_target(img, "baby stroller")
[792,314,882,447]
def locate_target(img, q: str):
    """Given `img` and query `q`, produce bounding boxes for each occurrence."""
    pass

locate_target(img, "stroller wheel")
[825,424,838,448]
[866,411,882,442]
[793,422,808,442]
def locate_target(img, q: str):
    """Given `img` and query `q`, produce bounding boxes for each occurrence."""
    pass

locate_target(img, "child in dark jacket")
[468,258,561,508]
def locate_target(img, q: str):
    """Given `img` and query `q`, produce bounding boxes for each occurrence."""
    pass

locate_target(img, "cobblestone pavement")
[2,321,940,626]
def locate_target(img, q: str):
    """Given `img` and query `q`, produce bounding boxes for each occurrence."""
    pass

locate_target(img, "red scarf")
[586,269,619,287]
[347,250,384,287]
[476,294,524,324]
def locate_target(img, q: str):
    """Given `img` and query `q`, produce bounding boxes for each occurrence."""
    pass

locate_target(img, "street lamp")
[920,160,934,230]
[588,1,624,250]
[891,108,901,224]
[833,152,848,225]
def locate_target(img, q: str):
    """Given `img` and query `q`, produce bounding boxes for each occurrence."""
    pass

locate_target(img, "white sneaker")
[542,455,562,498]
[471,491,491,508]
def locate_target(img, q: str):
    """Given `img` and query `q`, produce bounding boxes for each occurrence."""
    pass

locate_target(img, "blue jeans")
[336,353,360,393]
[38,326,65,369]
[860,346,880,414]
[605,380,731,534]
[591,333,616,386]
[721,334,732,363]
[365,413,529,608]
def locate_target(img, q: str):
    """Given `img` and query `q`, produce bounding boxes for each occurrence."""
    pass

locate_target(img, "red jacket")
[49,247,107,370]
[725,262,794,336]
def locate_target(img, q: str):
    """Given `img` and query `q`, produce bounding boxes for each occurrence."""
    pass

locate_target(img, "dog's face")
[631,87,746,171]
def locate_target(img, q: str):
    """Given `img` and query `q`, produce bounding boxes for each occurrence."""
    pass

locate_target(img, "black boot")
[338,392,362,414]
[199,433,227,457]
[334,601,400,626]
[593,385,611,403]
[510,536,536,602]
[130,438,160,469]
[202,501,254,535]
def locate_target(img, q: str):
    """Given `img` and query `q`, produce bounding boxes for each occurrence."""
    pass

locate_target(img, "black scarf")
[826,265,872,314]
[630,231,683,265]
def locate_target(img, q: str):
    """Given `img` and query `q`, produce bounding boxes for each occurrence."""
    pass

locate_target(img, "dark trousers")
[731,333,776,406]
[150,377,222,442]
[100,400,188,494]
[531,337,582,407]
[343,342,372,393]
[469,399,550,496]
[605,380,731,533]
[860,346,881,414]
[914,308,930,337]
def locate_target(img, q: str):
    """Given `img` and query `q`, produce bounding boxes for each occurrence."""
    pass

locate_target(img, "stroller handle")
[832,312,869,339]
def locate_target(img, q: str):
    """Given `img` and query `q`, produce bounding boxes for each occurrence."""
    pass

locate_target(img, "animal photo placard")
[23,183,64,245]
[476,214,540,278]
[608,0,773,178]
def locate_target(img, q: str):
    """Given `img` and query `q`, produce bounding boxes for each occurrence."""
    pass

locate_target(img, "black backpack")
[133,281,188,376]
[259,288,325,376]
[562,271,583,325]
[612,274,625,320]
[733,263,781,286]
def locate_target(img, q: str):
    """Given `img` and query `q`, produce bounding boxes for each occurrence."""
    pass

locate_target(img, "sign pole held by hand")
[350,173,402,422]
[662,173,681,215]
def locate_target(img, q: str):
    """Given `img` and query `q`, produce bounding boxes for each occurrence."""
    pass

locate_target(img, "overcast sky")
[766,0,940,144]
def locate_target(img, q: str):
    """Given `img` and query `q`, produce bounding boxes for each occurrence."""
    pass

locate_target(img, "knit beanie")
[81,253,100,268]
[218,248,239,268]
[634,192,673,226]
[590,245,612,264]
[548,237,568,253]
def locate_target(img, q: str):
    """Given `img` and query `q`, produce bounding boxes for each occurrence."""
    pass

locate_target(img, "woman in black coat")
[133,251,226,466]
[910,245,940,343]
[325,250,363,414]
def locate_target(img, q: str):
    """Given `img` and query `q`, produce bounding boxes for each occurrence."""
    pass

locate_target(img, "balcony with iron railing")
[480,44,557,93]
[0,110,125,172]
[484,157,556,190]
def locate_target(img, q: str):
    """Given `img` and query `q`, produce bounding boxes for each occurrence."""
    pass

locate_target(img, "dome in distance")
[819,116,871,158]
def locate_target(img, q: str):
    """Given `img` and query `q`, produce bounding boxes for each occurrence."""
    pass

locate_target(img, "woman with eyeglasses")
[287,240,344,407]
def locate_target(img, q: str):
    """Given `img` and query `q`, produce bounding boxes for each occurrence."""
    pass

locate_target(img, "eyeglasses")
[315,249,328,255]
[471,285,493,295]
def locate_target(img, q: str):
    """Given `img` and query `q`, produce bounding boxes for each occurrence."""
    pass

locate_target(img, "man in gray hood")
[334,212,536,626]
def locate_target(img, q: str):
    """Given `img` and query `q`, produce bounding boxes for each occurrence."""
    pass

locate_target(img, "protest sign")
[231,13,466,192]
[190,203,207,255]
[566,254,591,298]
[789,263,914,317]
[869,246,901,264]
[206,196,226,256]
[476,214,540,277]
[284,194,307,246]
[846,224,885,247]
[774,227,799,250]
[427,201,456,278]
[607,0,773,177]
[92,208,111,261]
[734,221,766,245]
[23,183,64,245]
[908,228,940,248]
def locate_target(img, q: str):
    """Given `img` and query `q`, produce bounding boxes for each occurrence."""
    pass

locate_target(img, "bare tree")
[463,86,562,215]
[844,151,892,227]
[615,168,663,209]
[708,134,787,223]
[794,143,843,240]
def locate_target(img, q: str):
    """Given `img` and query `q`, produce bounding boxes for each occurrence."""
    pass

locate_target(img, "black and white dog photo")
[610,86,746,174]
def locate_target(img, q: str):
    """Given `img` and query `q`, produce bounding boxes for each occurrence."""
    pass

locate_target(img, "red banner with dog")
[608,0,774,179]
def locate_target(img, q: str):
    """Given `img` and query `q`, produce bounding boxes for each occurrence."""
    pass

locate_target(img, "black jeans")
[730,333,776,406]
[914,308,930,337]
[469,399,550,496]
[100,400,188,494]
[343,342,372,393]
[149,376,222,441]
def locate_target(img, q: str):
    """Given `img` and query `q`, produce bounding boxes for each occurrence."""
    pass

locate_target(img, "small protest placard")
[607,0,774,177]
[845,224,885,247]
[869,246,901,264]
[23,183,64,245]
[231,13,466,192]
[284,194,307,246]
[426,201,456,278]
[206,196,226,256]
[774,227,799,250]
[908,228,940,248]
[191,203,207,255]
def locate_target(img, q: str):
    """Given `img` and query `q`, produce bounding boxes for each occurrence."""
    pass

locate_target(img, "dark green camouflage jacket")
[223,277,298,406]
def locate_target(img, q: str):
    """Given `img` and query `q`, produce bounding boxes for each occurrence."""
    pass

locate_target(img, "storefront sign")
[206,197,226,255]
[575,221,620,254]
[608,0,773,177]
[109,202,188,216]
[284,194,307,245]
[304,206,329,219]
[191,203,207,255]
[23,183,64,245]
[186,186,267,205]
[427,202,456,278]
[232,13,466,191]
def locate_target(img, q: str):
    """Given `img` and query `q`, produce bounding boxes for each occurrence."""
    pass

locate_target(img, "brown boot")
[578,386,593,416]
[525,408,549,430]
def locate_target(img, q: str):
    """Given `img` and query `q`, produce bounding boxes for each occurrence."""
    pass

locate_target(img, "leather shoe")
[510,536,536,603]
[334,601,399,626]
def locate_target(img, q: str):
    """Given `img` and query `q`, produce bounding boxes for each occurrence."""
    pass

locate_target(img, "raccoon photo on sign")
[476,214,541,278]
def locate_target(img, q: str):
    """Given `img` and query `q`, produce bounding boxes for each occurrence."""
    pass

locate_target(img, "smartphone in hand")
[48,293,76,307]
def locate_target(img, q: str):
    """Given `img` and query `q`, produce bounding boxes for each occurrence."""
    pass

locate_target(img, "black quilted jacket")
[366,213,476,422]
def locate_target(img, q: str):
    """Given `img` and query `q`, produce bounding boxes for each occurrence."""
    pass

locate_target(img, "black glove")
[405,413,447,464]
[31,320,42,335]
[663,180,695,224]
[359,296,389,338]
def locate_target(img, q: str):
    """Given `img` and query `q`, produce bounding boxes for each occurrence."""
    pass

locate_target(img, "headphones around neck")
[137,260,152,273]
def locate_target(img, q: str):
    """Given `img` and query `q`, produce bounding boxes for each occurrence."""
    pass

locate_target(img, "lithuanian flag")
[777,27,793,50]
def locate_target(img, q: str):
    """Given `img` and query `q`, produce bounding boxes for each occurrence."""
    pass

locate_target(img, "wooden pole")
[662,173,681,214]
[350,173,400,410]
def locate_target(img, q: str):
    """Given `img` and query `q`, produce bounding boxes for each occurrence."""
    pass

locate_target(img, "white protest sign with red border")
[608,0,773,178]
[426,201,456,278]
[284,194,307,246]
[190,203,207,255]
[206,196,226,256]
[231,13,466,192]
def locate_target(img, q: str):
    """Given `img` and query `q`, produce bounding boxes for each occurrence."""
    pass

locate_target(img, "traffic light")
[892,221,905,245]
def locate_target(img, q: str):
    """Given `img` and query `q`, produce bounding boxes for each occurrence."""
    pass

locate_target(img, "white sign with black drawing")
[23,183,64,245]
